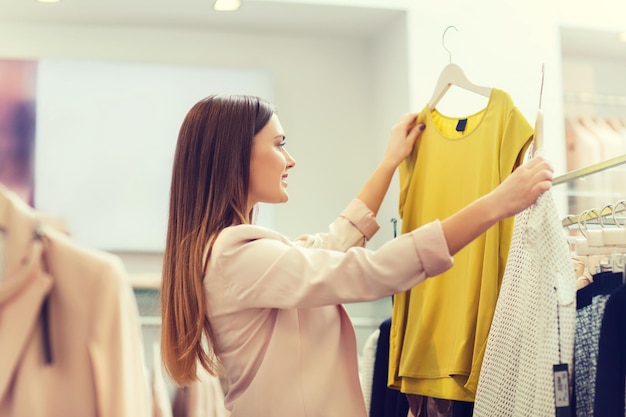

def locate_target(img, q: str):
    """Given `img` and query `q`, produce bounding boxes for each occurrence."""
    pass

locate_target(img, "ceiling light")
[619,31,626,43]
[37,0,61,3]
[214,0,241,11]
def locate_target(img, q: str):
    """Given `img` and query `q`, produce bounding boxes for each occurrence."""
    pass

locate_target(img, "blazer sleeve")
[293,199,380,251]
[88,255,152,417]
[210,220,453,310]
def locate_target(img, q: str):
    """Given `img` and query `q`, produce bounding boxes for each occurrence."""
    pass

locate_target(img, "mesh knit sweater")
[474,190,577,416]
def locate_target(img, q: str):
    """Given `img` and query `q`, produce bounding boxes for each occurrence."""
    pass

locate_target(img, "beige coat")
[0,187,151,417]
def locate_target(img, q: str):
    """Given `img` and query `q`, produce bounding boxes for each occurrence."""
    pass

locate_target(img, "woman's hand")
[382,112,425,168]
[489,155,554,221]
[356,112,424,216]
[441,155,554,256]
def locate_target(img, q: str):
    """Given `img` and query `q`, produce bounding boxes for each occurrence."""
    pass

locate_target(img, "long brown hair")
[161,94,274,385]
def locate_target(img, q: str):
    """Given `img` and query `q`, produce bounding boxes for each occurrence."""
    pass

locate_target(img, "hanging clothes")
[389,88,533,401]
[0,186,151,417]
[473,189,577,416]
[593,280,626,417]
[360,327,380,416]
[152,342,174,417]
[407,395,474,417]
[574,271,623,417]
[370,318,409,417]
[172,358,229,417]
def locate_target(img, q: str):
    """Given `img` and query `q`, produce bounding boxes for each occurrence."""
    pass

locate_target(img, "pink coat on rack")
[0,187,151,417]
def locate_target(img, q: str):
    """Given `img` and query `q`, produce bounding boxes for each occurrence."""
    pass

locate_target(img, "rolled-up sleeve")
[295,199,379,251]
[339,199,380,240]
[410,220,454,278]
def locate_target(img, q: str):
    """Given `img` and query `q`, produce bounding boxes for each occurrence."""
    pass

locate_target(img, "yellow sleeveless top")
[389,88,533,401]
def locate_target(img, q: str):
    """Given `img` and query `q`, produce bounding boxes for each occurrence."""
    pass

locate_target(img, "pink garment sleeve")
[411,221,456,278]
[212,219,453,310]
[339,198,381,239]
[294,199,380,251]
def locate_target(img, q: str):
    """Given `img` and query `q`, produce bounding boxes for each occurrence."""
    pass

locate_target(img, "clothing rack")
[564,91,626,107]
[562,203,626,228]
[553,153,626,186]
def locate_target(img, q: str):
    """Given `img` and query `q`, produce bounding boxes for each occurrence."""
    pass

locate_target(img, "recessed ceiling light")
[214,0,241,12]
[37,0,61,3]
[619,31,626,43]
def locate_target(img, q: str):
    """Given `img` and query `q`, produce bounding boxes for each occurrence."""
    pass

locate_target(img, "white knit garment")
[359,328,380,416]
[474,190,576,417]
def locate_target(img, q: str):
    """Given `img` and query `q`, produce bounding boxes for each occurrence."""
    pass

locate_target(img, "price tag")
[553,363,571,416]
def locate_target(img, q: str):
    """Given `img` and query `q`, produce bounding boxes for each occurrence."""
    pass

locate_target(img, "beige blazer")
[0,187,151,417]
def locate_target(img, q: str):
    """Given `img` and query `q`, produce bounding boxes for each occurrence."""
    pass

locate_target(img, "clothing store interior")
[1,0,626,416]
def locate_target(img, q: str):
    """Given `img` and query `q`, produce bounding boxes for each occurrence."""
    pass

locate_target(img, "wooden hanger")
[604,201,626,247]
[428,26,491,111]
[532,64,545,157]
[569,205,626,254]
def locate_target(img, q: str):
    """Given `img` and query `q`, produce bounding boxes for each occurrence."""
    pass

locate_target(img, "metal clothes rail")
[553,153,626,186]
[564,91,626,107]
[562,204,626,228]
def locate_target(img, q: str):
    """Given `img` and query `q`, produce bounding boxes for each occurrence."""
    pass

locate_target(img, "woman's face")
[248,114,296,209]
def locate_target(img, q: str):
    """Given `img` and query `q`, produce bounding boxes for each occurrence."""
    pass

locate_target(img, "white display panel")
[35,59,274,252]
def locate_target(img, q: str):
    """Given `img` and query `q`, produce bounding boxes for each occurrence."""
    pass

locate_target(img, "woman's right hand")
[381,112,425,169]
[440,155,554,257]
[489,155,554,221]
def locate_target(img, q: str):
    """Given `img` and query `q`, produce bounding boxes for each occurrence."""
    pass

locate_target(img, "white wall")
[367,13,411,249]
[0,22,382,243]
[343,11,411,347]
[557,0,626,32]
[34,60,274,252]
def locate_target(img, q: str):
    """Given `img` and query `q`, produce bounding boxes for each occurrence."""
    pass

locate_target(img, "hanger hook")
[442,25,458,64]
[598,204,613,228]
[613,200,626,228]
[578,209,592,238]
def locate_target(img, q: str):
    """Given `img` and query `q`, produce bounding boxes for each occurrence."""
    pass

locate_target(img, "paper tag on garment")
[553,363,571,416]
[456,118,467,132]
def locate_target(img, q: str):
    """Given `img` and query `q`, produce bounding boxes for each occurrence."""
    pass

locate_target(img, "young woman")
[161,94,553,417]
